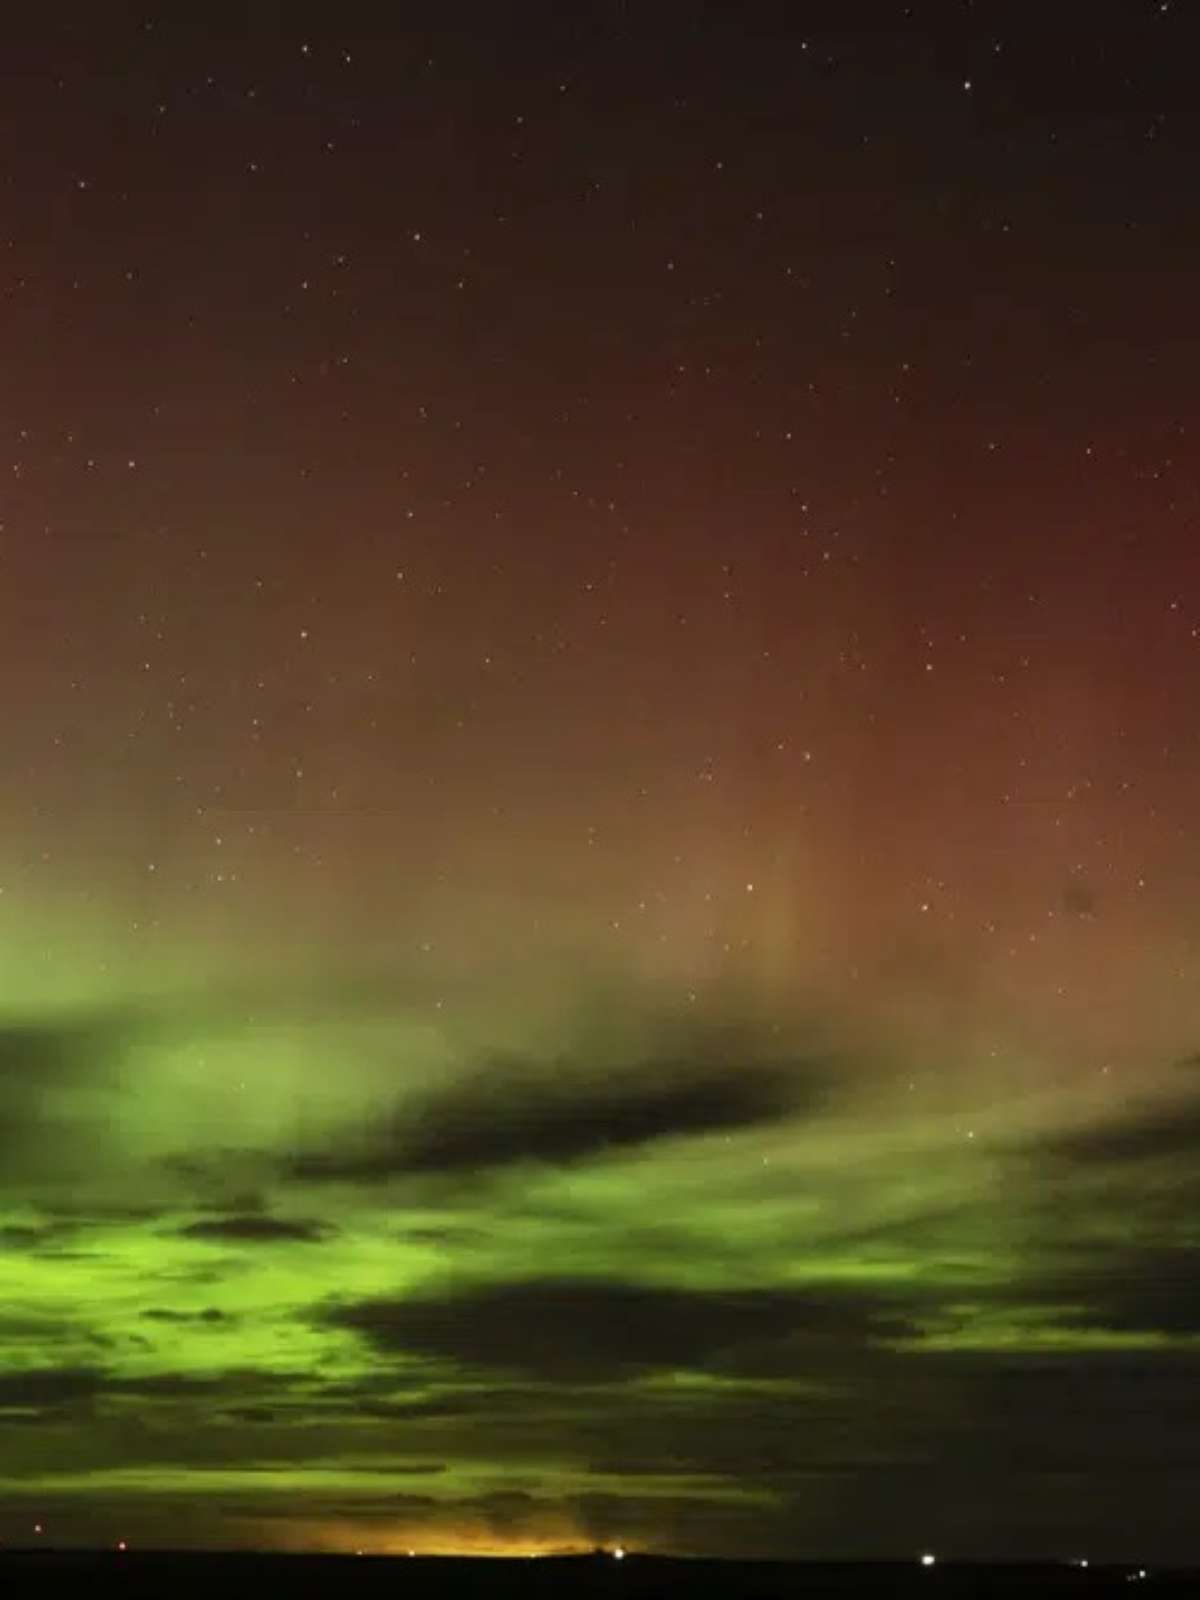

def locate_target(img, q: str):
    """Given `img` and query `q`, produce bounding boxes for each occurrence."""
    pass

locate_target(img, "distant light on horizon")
[613,1544,627,1560]
[920,1552,936,1567]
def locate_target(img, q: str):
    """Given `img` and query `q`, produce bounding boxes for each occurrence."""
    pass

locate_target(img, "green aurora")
[4,0,1200,1567]
[3,917,1199,1557]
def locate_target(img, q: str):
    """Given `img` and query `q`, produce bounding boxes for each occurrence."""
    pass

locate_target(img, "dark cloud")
[0,1013,136,1173]
[143,1306,231,1324]
[400,1224,494,1246]
[1053,1246,1200,1338]
[0,1366,104,1408]
[312,1378,572,1426]
[247,1491,442,1522]
[324,1277,913,1382]
[1047,1100,1200,1168]
[0,1015,127,1083]
[0,1364,311,1414]
[179,1214,331,1243]
[0,1312,83,1340]
[163,1151,272,1194]
[109,1371,231,1398]
[41,1201,166,1223]
[292,1049,821,1182]
[0,1221,70,1250]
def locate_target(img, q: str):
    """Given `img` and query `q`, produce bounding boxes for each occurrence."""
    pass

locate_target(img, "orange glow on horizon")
[279,1518,604,1560]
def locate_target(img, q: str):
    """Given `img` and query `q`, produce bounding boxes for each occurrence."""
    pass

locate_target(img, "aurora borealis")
[4,0,1200,1564]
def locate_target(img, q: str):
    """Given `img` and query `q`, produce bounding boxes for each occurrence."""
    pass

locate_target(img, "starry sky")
[3,0,1200,1564]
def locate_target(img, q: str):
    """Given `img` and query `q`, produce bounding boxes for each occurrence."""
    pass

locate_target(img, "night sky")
[3,0,1200,1565]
